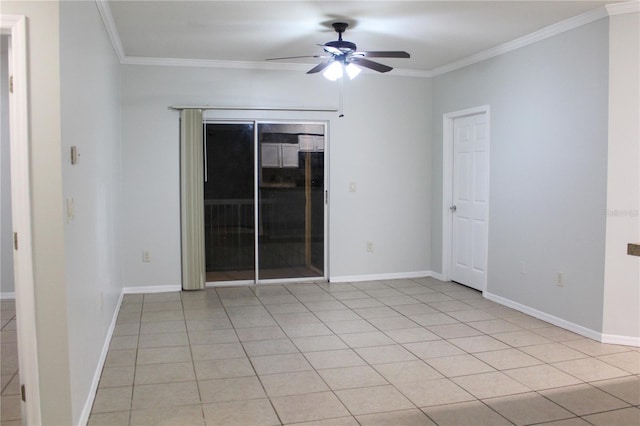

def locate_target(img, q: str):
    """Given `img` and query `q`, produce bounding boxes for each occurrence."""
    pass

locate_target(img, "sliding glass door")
[204,121,326,284]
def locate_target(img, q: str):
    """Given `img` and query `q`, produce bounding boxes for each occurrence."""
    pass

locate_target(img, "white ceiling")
[106,1,626,74]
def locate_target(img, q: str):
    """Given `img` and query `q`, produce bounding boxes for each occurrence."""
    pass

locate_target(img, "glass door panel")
[257,123,325,280]
[204,123,255,282]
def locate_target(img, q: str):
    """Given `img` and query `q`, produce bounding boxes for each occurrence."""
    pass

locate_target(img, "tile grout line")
[179,291,207,426]
[287,281,412,424]
[218,284,286,426]
[272,281,358,425]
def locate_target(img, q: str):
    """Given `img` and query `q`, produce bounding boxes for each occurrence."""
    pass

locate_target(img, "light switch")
[349,182,357,193]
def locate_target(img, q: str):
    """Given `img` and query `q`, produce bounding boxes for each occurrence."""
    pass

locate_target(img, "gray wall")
[60,1,123,422]
[431,19,609,332]
[120,65,432,287]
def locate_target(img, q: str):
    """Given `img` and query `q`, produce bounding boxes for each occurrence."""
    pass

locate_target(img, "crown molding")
[430,5,611,76]
[95,0,125,62]
[605,0,640,16]
[606,1,640,15]
[96,1,637,79]
[121,56,311,72]
[391,68,433,78]
[121,55,432,77]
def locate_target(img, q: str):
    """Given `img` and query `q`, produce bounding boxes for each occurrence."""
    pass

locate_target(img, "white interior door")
[450,112,489,291]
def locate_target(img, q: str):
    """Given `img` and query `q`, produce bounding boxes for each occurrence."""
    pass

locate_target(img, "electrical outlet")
[556,272,564,287]
[143,251,151,262]
[366,241,374,252]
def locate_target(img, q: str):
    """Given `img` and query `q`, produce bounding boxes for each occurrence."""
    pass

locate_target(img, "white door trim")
[442,105,491,290]
[1,14,42,425]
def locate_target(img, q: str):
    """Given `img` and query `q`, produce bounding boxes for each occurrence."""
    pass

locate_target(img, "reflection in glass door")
[204,123,255,282]
[258,123,325,280]
[204,121,326,284]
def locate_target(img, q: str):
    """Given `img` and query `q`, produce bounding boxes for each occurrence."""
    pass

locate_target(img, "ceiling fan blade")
[266,55,324,61]
[351,57,393,73]
[356,51,410,58]
[307,60,334,74]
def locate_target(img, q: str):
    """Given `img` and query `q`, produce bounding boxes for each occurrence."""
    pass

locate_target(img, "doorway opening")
[204,121,327,285]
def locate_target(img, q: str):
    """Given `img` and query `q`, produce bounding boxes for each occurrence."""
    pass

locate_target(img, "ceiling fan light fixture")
[323,61,343,81]
[345,63,361,80]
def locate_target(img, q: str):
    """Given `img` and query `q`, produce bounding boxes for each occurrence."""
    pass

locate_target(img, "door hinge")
[21,384,26,402]
[325,190,328,204]
[13,232,18,250]
[9,75,13,94]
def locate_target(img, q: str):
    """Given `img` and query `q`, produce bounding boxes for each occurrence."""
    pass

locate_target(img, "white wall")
[120,65,431,287]
[2,2,72,424]
[432,19,610,333]
[0,36,14,297]
[59,1,123,423]
[602,12,640,343]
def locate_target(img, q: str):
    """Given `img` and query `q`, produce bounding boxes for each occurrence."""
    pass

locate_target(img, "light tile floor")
[87,278,639,425]
[3,278,640,426]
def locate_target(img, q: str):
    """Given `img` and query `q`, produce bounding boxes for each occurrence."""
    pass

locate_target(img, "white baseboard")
[77,291,124,426]
[330,270,430,283]
[0,292,16,300]
[123,284,182,294]
[601,333,640,347]
[486,291,639,347]
[428,271,446,281]
[485,291,603,341]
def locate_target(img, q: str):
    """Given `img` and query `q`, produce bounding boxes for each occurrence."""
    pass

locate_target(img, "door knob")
[450,205,457,212]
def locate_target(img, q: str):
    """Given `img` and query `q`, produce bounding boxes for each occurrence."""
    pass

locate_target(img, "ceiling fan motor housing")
[325,39,357,54]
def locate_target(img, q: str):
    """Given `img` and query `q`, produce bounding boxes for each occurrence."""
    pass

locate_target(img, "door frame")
[1,14,42,424]
[203,118,330,286]
[441,105,490,291]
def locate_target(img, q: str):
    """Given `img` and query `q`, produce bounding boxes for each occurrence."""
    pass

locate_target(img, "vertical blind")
[180,109,205,290]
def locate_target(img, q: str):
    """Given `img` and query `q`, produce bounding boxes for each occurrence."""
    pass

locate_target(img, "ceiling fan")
[267,22,410,80]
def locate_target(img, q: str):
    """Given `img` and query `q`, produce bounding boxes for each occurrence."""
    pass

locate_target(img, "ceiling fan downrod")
[325,22,357,53]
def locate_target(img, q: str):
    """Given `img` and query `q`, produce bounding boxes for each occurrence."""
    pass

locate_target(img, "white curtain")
[180,109,205,290]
